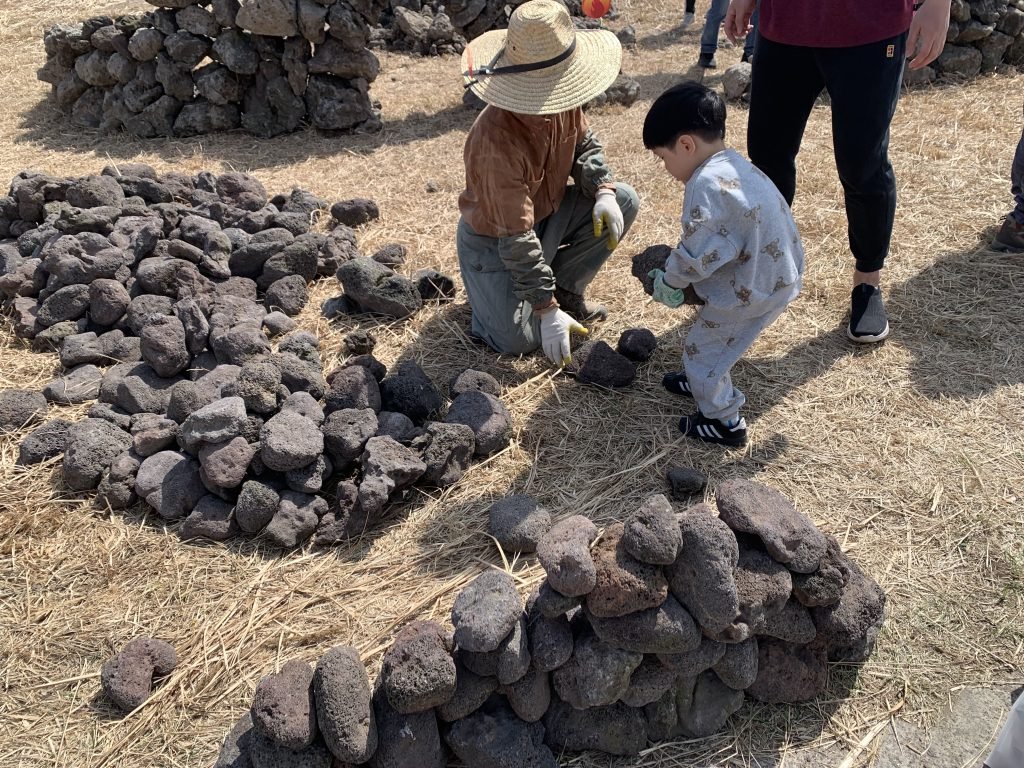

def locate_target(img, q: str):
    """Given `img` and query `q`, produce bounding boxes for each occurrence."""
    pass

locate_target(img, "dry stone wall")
[37,0,387,138]
[211,481,887,766]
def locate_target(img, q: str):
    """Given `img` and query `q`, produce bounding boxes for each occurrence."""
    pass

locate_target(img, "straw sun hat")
[460,0,622,116]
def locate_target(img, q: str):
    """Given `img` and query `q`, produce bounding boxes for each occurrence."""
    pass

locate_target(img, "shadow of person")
[886,237,1024,399]
[14,97,476,171]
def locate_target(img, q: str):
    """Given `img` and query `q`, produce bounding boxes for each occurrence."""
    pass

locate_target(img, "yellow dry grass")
[1,1,1022,766]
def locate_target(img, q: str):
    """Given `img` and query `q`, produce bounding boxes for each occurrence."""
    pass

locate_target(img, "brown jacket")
[458,105,615,303]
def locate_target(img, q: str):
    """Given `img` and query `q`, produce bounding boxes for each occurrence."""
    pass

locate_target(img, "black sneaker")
[992,217,1024,253]
[848,284,890,343]
[662,371,693,397]
[679,412,748,447]
[698,52,717,69]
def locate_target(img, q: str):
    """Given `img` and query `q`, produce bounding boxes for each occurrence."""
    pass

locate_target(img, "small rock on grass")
[570,340,636,388]
[100,636,177,712]
[616,328,657,362]
[666,465,708,499]
[536,516,599,598]
[487,494,551,554]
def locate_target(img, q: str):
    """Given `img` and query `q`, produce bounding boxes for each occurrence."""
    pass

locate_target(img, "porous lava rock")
[665,504,739,635]
[62,417,133,490]
[666,465,708,499]
[314,645,378,764]
[451,570,522,653]
[379,361,443,424]
[444,390,512,457]
[570,340,637,388]
[251,659,318,751]
[449,368,501,398]
[380,621,457,714]
[616,328,657,362]
[445,700,558,768]
[631,244,671,296]
[17,419,73,465]
[487,494,551,554]
[716,479,827,574]
[536,516,598,597]
[0,389,48,432]
[585,523,668,619]
[622,493,681,565]
[100,636,177,712]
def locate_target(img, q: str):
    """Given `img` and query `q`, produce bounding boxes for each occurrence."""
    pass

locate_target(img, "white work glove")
[539,307,588,367]
[592,188,623,250]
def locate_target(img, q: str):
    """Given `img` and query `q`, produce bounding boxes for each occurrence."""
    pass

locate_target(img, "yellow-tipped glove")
[539,308,588,367]
[592,188,623,251]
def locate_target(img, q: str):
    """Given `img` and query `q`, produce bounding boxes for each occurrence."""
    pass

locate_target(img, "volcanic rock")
[487,494,551,554]
[380,620,457,714]
[536,516,598,598]
[451,569,522,653]
[100,636,177,713]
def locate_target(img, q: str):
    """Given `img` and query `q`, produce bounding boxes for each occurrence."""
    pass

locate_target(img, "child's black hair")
[642,81,727,150]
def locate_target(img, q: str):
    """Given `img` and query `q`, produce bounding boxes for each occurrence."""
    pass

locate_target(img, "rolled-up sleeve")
[571,127,615,198]
[497,231,556,305]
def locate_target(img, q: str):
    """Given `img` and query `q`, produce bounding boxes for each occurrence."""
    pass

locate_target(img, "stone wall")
[209,483,887,766]
[910,0,1024,82]
[37,0,388,139]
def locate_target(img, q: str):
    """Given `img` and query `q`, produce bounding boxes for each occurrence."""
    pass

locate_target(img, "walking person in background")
[725,0,950,343]
[991,109,1024,252]
[698,0,757,68]
[682,0,697,28]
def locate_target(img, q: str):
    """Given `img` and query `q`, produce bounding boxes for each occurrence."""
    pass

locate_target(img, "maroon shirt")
[759,0,914,48]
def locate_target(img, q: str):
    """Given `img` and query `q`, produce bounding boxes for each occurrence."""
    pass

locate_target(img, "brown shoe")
[992,217,1024,253]
[553,287,608,323]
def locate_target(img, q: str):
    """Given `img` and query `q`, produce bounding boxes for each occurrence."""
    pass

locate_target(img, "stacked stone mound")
[216,480,885,766]
[37,0,388,139]
[1,165,508,547]
[931,0,1024,80]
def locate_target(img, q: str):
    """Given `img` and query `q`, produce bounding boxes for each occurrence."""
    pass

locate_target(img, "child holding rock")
[643,82,804,447]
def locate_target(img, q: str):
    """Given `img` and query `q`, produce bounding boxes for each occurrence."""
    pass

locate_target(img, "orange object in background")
[581,0,612,19]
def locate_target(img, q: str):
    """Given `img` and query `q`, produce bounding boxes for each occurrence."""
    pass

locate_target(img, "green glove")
[649,269,687,308]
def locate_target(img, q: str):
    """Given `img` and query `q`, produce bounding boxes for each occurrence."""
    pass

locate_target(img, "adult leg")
[747,37,824,205]
[821,33,906,278]
[456,218,541,355]
[540,184,639,297]
[682,305,787,423]
[699,0,729,57]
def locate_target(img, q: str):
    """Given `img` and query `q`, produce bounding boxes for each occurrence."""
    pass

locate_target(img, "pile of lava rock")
[1,165,496,548]
[38,0,386,139]
[213,479,886,766]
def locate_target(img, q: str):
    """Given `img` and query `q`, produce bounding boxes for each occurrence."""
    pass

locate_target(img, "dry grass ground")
[1,1,1023,766]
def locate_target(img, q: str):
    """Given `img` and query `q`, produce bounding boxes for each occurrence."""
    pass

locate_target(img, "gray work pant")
[457,184,639,355]
[683,303,788,423]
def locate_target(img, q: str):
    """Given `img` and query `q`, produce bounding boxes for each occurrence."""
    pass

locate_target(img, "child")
[643,82,804,447]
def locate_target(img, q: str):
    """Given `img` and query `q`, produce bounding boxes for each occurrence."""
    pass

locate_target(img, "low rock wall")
[37,1,388,138]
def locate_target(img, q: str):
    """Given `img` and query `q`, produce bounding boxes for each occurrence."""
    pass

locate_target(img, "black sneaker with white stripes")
[662,371,693,397]
[679,412,748,447]
[848,284,890,343]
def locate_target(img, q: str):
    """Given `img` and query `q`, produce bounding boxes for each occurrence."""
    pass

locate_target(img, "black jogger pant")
[747,33,907,274]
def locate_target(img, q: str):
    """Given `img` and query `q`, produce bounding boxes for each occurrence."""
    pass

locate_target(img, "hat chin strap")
[463,38,577,89]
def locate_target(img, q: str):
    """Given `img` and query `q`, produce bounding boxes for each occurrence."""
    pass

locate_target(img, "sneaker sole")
[847,322,890,344]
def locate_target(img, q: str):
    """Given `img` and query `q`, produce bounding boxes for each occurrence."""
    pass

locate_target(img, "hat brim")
[461,28,623,115]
